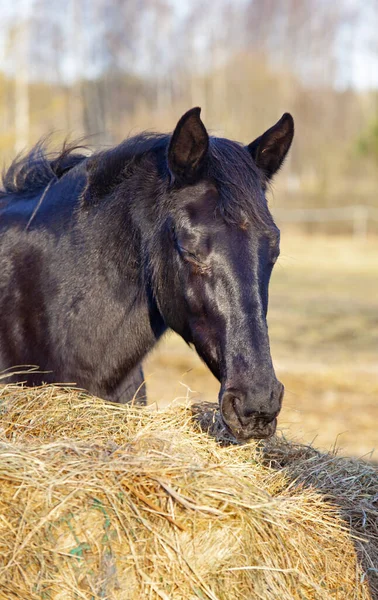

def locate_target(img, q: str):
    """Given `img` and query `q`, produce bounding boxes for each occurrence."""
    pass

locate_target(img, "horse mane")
[1,131,273,230]
[0,134,169,200]
[84,133,169,201]
[0,138,90,199]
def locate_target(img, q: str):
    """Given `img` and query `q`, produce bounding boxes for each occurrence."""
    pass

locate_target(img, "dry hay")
[0,385,377,600]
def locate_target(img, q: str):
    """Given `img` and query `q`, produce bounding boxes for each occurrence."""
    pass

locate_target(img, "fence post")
[353,206,368,240]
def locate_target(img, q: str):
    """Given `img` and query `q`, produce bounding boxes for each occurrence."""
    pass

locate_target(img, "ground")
[145,232,378,459]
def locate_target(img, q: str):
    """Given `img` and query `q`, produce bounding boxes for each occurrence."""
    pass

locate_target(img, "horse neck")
[90,159,164,301]
[74,182,167,372]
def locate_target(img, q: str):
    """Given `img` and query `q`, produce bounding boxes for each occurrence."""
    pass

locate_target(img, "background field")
[145,232,378,460]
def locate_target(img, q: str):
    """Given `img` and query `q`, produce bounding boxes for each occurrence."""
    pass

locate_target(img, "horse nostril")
[221,389,258,428]
[221,389,244,426]
[231,396,253,427]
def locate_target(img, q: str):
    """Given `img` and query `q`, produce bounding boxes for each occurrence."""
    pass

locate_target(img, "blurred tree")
[357,116,378,163]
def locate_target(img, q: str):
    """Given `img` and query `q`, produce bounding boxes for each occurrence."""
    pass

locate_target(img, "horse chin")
[223,416,277,442]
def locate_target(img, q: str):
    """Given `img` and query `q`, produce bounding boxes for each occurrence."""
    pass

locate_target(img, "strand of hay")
[0,384,377,600]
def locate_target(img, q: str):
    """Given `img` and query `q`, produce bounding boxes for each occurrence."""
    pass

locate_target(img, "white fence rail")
[273,205,378,239]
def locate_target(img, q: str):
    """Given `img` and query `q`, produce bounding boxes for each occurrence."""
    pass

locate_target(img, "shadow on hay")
[192,402,378,600]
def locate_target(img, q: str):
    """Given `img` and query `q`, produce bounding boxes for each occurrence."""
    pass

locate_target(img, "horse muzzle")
[220,383,284,441]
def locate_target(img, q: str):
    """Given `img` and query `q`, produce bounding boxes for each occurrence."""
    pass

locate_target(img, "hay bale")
[0,385,377,600]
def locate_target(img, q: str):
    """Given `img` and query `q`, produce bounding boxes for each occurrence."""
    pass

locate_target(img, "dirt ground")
[145,232,378,460]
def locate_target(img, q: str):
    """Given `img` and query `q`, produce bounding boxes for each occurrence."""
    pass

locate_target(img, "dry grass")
[0,384,377,599]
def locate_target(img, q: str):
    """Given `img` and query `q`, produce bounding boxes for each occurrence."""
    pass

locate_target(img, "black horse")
[0,108,294,440]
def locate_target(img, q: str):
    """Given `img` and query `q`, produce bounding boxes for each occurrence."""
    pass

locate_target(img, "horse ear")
[247,113,294,180]
[168,107,209,183]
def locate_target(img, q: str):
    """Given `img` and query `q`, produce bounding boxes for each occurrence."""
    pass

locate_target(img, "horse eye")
[176,243,209,274]
[178,244,199,263]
